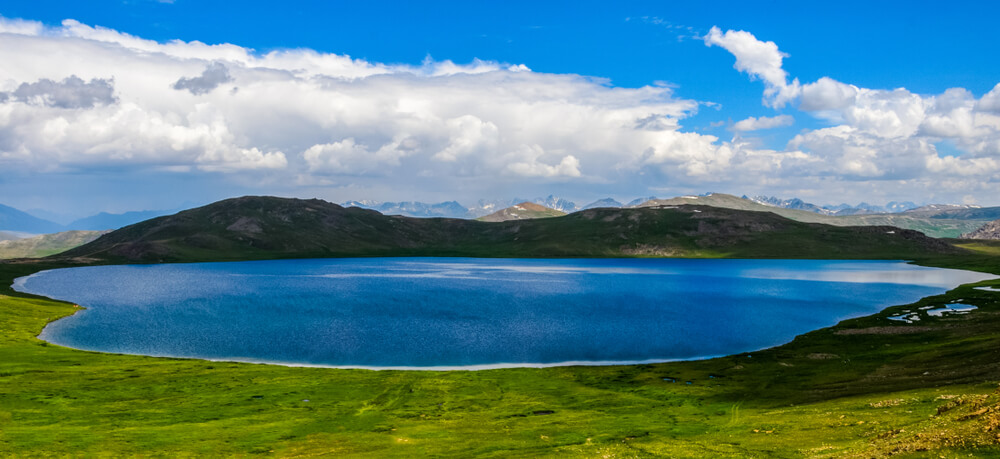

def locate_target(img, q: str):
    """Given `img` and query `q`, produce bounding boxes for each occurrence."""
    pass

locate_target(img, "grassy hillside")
[2,252,1000,456]
[60,195,957,263]
[4,195,999,455]
[476,202,566,222]
[640,194,991,238]
[0,230,105,259]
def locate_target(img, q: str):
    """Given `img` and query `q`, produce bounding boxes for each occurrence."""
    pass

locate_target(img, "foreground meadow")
[2,252,1000,457]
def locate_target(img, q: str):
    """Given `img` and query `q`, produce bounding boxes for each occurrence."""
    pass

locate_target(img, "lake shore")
[2,250,1000,456]
[19,258,992,371]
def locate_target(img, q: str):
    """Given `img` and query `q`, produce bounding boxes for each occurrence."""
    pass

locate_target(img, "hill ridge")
[59,195,959,263]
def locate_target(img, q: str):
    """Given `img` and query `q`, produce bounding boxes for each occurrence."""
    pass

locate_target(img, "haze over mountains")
[0,205,187,235]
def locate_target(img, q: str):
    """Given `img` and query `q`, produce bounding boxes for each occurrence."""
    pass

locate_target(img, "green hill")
[476,201,566,222]
[0,230,106,259]
[60,195,958,263]
[5,195,1000,457]
[638,193,991,238]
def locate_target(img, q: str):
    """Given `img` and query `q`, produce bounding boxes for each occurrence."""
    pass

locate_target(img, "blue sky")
[1,1,999,216]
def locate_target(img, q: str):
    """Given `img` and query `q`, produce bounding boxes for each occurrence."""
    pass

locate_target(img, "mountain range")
[5,192,1000,240]
[641,193,1000,238]
[342,195,648,218]
[0,205,185,234]
[0,203,65,234]
[57,196,958,264]
[745,195,921,216]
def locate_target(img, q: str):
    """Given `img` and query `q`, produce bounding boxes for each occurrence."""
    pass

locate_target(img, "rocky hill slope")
[0,230,106,259]
[962,219,1000,240]
[476,202,566,222]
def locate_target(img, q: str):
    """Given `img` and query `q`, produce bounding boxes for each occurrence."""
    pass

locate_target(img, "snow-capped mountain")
[745,195,920,216]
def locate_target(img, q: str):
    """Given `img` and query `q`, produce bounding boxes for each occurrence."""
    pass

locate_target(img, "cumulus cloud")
[732,114,793,131]
[800,77,858,111]
[172,62,233,95]
[1,16,775,188]
[0,16,44,35]
[1,16,997,206]
[977,83,1000,113]
[505,145,581,178]
[4,76,116,108]
[704,27,800,108]
[708,25,1000,194]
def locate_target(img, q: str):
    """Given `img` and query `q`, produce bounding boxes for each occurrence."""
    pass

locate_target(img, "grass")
[952,239,1000,257]
[0,230,105,259]
[2,253,1000,456]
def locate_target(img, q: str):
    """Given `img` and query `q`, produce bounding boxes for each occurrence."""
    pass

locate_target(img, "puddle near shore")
[926,303,978,317]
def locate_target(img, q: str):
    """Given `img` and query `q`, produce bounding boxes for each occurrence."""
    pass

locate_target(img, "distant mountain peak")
[745,195,920,216]
[0,203,65,233]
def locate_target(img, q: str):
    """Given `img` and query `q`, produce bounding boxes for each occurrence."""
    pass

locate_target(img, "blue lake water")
[13,258,995,370]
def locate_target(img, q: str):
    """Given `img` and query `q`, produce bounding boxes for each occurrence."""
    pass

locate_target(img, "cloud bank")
[0,16,997,206]
[706,28,1000,201]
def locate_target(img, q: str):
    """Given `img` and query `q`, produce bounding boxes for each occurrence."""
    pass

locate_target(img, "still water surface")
[14,258,994,369]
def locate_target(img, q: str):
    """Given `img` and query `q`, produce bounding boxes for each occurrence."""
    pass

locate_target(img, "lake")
[14,258,995,370]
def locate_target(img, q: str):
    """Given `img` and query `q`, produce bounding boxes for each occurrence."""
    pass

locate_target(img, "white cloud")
[0,16,44,35]
[1,16,998,207]
[2,16,773,190]
[800,77,857,111]
[703,27,800,108]
[707,24,1000,193]
[732,114,793,131]
[505,145,581,178]
[975,83,1000,113]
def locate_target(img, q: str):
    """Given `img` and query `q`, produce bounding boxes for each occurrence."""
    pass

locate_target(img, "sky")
[1,1,999,218]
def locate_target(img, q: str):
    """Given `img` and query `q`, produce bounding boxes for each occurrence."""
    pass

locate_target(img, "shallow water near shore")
[15,258,995,369]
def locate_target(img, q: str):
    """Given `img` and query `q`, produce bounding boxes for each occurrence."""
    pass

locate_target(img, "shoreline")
[13,257,998,372]
[3,252,1000,456]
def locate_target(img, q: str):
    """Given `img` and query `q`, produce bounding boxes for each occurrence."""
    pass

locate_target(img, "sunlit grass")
[2,254,1000,456]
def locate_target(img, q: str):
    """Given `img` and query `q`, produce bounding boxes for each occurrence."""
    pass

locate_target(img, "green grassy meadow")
[3,254,1000,457]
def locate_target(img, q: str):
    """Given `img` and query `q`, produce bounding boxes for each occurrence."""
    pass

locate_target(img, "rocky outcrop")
[961,219,1000,240]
